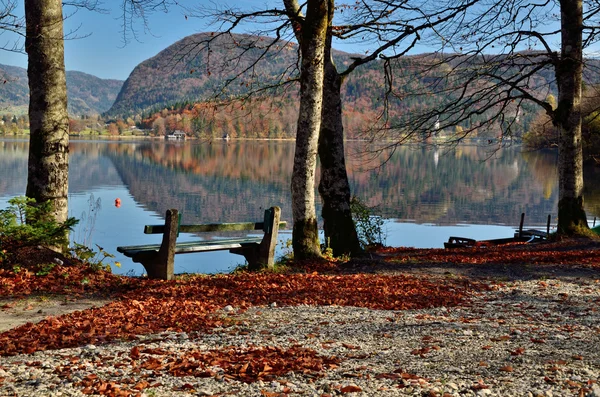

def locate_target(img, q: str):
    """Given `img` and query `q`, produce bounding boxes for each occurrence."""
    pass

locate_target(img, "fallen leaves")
[0,272,479,356]
[340,385,362,393]
[140,345,340,383]
[378,240,600,269]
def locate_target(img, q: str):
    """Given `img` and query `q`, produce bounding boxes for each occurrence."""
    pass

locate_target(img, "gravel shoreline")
[1,276,599,397]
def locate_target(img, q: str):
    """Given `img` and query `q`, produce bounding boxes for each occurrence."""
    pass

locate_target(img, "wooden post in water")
[546,215,551,237]
[518,213,525,238]
[594,217,597,227]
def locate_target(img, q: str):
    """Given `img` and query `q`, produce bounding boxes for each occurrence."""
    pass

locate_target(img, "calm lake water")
[2,138,599,275]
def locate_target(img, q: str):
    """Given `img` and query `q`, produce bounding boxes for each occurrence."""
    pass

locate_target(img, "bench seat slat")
[144,221,287,234]
[117,237,262,258]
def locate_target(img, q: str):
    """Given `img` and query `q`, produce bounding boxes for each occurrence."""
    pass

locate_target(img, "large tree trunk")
[555,0,588,234]
[290,0,328,259]
[318,9,362,257]
[24,0,70,228]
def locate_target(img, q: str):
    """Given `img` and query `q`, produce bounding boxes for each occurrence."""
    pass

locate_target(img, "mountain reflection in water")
[1,138,598,275]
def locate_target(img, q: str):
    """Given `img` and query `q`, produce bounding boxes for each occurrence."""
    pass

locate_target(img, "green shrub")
[0,196,78,251]
[350,196,386,249]
[70,243,120,273]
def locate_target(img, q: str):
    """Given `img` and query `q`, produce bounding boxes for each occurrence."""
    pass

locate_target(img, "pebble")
[0,278,599,396]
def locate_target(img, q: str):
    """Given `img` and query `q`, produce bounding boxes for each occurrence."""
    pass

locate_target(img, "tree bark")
[25,0,70,228]
[318,5,362,257]
[555,0,588,234]
[290,0,328,259]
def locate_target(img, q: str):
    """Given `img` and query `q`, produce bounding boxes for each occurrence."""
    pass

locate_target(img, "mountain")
[105,33,600,139]
[102,34,553,121]
[0,64,123,116]
[105,32,307,118]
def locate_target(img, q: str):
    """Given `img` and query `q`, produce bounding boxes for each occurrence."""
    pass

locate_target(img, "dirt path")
[0,296,112,332]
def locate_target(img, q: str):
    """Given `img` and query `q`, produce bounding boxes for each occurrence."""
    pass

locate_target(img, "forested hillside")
[0,64,123,116]
[107,32,600,139]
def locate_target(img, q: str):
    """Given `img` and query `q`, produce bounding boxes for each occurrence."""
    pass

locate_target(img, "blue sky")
[1,1,583,82]
[1,1,220,80]
[0,0,378,81]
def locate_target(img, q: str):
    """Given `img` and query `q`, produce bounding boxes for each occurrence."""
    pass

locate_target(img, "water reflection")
[1,138,599,274]
[2,139,597,225]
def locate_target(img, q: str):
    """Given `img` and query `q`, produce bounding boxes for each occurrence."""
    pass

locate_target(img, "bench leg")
[254,206,281,271]
[133,209,178,280]
[230,246,260,270]
[230,206,281,271]
[132,251,168,280]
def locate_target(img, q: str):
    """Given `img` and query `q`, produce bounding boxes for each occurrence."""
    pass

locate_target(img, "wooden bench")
[117,206,285,280]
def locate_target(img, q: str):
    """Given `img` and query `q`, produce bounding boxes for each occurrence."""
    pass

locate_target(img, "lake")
[1,138,599,275]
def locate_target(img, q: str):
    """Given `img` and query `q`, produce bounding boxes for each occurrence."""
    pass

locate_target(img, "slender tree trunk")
[555,0,588,234]
[318,8,362,257]
[290,0,328,259]
[25,0,70,228]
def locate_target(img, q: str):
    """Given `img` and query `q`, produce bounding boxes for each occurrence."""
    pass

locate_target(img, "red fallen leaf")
[471,380,489,390]
[260,391,280,397]
[410,347,431,356]
[531,338,546,344]
[400,372,422,380]
[375,373,400,380]
[342,343,360,350]
[482,345,492,350]
[572,355,584,360]
[133,380,149,390]
[340,385,362,393]
[499,365,514,372]
[510,347,526,356]
[130,346,140,360]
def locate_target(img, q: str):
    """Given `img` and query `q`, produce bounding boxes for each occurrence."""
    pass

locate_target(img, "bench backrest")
[143,207,286,235]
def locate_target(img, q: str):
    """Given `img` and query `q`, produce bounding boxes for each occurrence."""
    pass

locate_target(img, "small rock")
[223,305,235,313]
[588,383,600,397]
[53,258,64,265]
[270,302,277,308]
[447,382,459,391]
